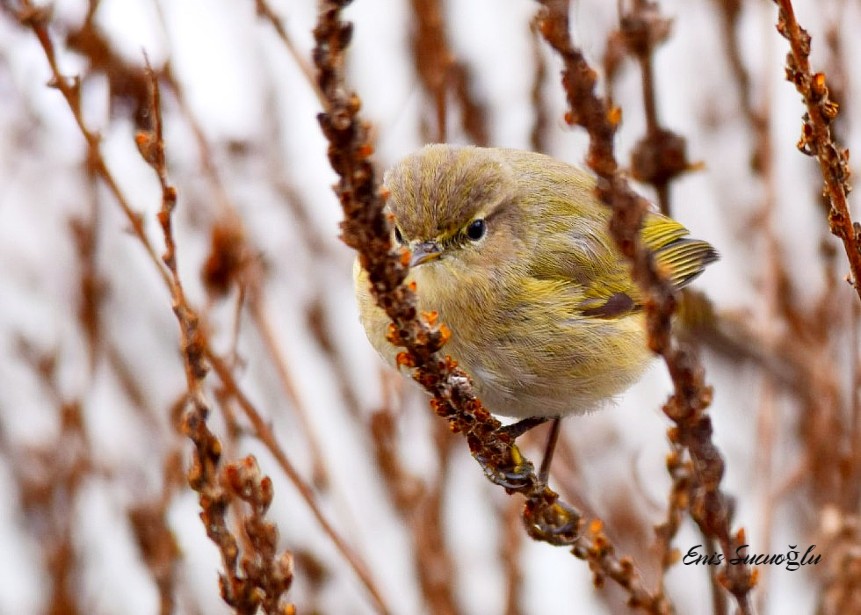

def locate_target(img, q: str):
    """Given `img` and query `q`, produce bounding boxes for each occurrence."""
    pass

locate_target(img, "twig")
[70,167,105,372]
[155,63,335,491]
[528,15,550,154]
[652,447,691,600]
[711,0,766,147]
[767,15,861,588]
[305,294,364,417]
[11,342,97,615]
[127,479,182,615]
[621,0,692,216]
[718,3,781,605]
[252,0,327,108]
[410,0,450,142]
[368,409,460,614]
[619,1,712,603]
[248,291,332,488]
[12,5,387,610]
[501,499,525,615]
[152,4,337,489]
[816,506,861,613]
[773,0,861,301]
[851,299,861,508]
[15,2,171,290]
[204,348,392,614]
[136,59,296,615]
[409,0,489,144]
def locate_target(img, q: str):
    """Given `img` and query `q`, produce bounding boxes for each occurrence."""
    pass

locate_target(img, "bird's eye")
[466,219,486,241]
[393,226,405,245]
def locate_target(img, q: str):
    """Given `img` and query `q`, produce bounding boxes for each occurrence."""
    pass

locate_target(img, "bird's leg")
[538,417,562,485]
[499,416,549,439]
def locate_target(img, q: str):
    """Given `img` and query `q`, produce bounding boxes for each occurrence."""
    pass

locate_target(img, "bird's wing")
[532,211,718,320]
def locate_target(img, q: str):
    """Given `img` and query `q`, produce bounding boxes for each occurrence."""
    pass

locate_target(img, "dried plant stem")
[305,295,364,417]
[248,293,331,488]
[712,0,763,135]
[204,349,392,614]
[423,425,460,613]
[753,99,780,609]
[501,499,525,615]
[153,14,336,489]
[11,344,94,615]
[411,0,450,141]
[528,16,550,154]
[137,60,296,615]
[409,0,489,144]
[253,0,328,108]
[157,64,335,489]
[621,0,708,603]
[14,4,387,610]
[774,0,861,301]
[73,166,104,372]
[128,474,182,615]
[15,3,170,290]
[369,409,460,614]
[736,14,781,605]
[852,299,861,508]
[770,8,861,610]
[621,0,690,216]
[652,447,689,596]
[534,1,754,612]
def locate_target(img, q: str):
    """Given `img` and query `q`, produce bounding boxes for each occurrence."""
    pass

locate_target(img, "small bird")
[354,144,717,481]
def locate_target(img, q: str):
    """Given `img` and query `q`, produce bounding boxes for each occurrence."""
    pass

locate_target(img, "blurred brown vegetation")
[1,0,860,614]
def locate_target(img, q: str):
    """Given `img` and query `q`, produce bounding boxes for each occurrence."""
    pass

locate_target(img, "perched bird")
[354,144,717,480]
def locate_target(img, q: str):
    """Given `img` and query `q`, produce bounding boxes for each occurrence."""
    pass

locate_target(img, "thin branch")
[137,59,296,615]
[252,0,328,108]
[15,3,170,289]
[155,63,335,490]
[204,348,392,614]
[12,5,387,610]
[621,0,692,216]
[529,15,551,154]
[409,0,489,144]
[774,0,861,301]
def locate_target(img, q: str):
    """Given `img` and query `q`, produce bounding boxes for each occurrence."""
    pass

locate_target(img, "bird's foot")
[494,416,562,487]
[475,443,536,490]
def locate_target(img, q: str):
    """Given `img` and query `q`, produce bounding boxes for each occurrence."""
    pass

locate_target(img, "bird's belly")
[447,315,653,420]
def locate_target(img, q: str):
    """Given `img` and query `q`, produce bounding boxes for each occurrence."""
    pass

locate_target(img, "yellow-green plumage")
[354,145,717,420]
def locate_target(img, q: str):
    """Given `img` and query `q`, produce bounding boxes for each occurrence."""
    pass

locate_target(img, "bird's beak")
[409,241,442,267]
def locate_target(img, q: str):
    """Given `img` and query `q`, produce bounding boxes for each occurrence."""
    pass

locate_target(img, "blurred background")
[1,0,860,613]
